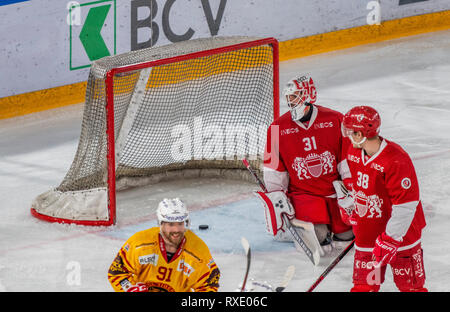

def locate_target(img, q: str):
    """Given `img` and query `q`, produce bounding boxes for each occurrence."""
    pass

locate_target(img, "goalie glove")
[332,180,356,226]
[254,191,295,242]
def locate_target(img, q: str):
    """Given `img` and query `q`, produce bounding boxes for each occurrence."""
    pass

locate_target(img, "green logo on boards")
[69,0,116,70]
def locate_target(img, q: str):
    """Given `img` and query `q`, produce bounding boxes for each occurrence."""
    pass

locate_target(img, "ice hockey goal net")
[31,36,279,226]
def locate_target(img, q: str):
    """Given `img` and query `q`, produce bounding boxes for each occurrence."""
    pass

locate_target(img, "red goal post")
[31,36,280,226]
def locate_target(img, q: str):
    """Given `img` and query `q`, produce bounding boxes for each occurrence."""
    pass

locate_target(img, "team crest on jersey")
[354,191,383,218]
[292,151,335,179]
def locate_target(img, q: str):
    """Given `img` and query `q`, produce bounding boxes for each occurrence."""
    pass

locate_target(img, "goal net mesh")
[31,36,277,224]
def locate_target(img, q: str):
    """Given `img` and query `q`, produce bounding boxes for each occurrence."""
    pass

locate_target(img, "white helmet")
[156,198,190,226]
[284,75,317,121]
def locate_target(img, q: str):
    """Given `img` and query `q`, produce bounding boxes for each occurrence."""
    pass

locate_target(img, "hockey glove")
[372,232,402,267]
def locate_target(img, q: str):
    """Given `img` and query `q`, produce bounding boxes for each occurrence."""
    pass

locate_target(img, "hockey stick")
[242,158,268,192]
[275,265,296,292]
[249,264,296,292]
[307,239,355,292]
[242,159,320,266]
[239,239,295,292]
[240,237,251,292]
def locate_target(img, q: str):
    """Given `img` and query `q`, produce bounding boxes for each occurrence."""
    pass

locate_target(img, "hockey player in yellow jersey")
[108,198,220,292]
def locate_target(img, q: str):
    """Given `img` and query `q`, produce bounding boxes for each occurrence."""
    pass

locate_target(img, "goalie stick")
[242,159,320,266]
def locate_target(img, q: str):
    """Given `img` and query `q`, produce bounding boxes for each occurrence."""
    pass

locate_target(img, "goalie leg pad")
[254,191,295,241]
[313,224,330,244]
[332,229,355,250]
[290,218,326,258]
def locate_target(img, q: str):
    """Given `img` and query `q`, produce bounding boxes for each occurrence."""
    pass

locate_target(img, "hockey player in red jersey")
[257,75,354,256]
[340,105,427,292]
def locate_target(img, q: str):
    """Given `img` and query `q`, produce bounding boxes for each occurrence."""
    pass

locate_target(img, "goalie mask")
[284,76,317,121]
[342,106,381,146]
[156,198,190,227]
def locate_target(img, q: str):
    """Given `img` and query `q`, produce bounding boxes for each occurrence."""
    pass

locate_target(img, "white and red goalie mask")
[342,106,381,146]
[284,76,317,121]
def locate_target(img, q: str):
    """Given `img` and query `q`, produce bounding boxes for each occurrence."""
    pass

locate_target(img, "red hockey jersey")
[263,105,351,197]
[346,138,426,250]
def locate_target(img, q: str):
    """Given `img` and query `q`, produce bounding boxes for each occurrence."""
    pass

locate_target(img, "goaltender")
[108,198,220,292]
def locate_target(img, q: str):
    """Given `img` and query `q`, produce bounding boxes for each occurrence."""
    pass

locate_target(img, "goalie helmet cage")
[31,36,279,226]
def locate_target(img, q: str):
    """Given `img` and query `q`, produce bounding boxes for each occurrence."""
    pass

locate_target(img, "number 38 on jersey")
[356,172,369,189]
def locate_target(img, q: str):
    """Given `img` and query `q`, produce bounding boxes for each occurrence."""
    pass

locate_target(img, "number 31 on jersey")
[303,136,317,151]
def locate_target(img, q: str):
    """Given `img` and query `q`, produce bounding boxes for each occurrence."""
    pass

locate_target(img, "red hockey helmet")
[342,106,381,139]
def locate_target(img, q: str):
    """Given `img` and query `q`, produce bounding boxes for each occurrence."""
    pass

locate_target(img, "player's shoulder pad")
[126,227,159,247]
[384,139,413,162]
[184,230,213,258]
[272,111,292,125]
[315,104,344,119]
[382,140,416,173]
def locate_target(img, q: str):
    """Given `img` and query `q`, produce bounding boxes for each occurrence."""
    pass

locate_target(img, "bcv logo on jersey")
[292,151,335,180]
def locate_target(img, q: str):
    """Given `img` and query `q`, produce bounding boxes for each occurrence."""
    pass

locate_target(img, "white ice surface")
[1,29,450,292]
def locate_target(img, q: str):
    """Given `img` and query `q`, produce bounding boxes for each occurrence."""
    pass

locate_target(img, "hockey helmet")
[156,198,190,226]
[283,75,317,121]
[342,106,381,140]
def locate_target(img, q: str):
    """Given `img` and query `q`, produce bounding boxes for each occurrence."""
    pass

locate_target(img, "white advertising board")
[0,0,449,98]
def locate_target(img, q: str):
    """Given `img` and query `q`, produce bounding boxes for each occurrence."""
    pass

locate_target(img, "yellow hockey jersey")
[108,227,220,292]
